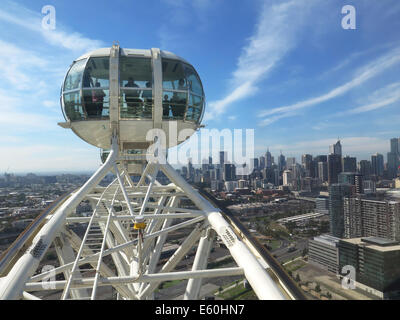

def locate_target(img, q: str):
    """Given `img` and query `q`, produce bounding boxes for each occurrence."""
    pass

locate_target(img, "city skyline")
[0,1,399,172]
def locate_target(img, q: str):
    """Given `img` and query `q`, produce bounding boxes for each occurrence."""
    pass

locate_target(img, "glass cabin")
[61,51,205,124]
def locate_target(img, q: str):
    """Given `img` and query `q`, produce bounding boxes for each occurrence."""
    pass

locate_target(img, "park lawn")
[284,259,306,272]
[267,239,281,250]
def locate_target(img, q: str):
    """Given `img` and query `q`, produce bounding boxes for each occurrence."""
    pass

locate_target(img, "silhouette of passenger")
[178,78,186,90]
[83,66,95,118]
[83,66,94,88]
[163,94,170,118]
[93,82,105,117]
[125,77,141,117]
[142,81,152,118]
[171,89,186,119]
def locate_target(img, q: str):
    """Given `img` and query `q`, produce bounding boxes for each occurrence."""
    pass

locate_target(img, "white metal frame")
[0,139,289,300]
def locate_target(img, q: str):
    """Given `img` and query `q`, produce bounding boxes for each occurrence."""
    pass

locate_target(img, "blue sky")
[0,0,399,172]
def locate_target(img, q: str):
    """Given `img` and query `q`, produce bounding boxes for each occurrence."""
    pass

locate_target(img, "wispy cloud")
[341,82,400,116]
[0,1,103,53]
[0,40,49,90]
[204,0,317,121]
[258,46,400,126]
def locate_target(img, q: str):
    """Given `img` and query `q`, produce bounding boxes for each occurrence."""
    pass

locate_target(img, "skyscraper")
[390,137,400,155]
[342,156,357,173]
[223,163,236,181]
[328,154,342,184]
[330,140,342,156]
[371,153,384,177]
[359,160,372,178]
[338,172,363,194]
[278,153,286,173]
[286,157,296,167]
[318,161,328,182]
[343,197,400,240]
[259,156,266,170]
[266,149,272,168]
[387,152,399,179]
[329,183,354,238]
[302,154,313,177]
[388,138,400,179]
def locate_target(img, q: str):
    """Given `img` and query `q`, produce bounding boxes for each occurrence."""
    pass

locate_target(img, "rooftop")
[341,237,400,252]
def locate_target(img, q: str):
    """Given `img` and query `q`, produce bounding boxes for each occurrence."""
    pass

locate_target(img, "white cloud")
[0,144,101,172]
[258,46,400,126]
[0,2,104,53]
[205,0,316,120]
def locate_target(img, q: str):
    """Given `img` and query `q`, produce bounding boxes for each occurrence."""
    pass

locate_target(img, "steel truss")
[0,140,291,300]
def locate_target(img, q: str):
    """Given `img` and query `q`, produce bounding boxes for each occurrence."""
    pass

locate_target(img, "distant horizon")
[0,1,399,171]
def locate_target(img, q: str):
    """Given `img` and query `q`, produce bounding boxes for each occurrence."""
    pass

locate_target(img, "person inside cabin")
[93,81,106,117]
[83,66,95,117]
[124,77,142,117]
[171,79,186,119]
[163,94,171,118]
[142,81,153,118]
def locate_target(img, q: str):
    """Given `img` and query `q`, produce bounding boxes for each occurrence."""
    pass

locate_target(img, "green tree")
[315,284,321,292]
[295,274,301,282]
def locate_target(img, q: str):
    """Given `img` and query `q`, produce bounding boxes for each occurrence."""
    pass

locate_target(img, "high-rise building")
[328,154,342,184]
[266,149,272,168]
[363,180,376,193]
[286,157,296,168]
[318,162,328,182]
[219,151,227,167]
[315,155,328,163]
[330,140,342,156]
[343,156,357,173]
[338,237,400,299]
[309,234,340,273]
[359,160,372,178]
[329,183,354,238]
[390,137,400,155]
[343,197,400,240]
[283,170,292,186]
[338,172,363,194]
[302,154,313,177]
[387,152,399,179]
[371,153,384,177]
[278,153,286,173]
[223,163,236,181]
[251,158,259,171]
[316,197,329,215]
[259,156,266,170]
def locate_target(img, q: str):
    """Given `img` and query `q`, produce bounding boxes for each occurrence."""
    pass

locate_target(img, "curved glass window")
[64,59,87,91]
[183,64,203,96]
[186,94,203,123]
[120,57,153,88]
[120,57,153,119]
[162,59,187,90]
[82,89,110,118]
[163,91,187,120]
[62,56,110,121]
[64,91,85,121]
[83,57,110,88]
